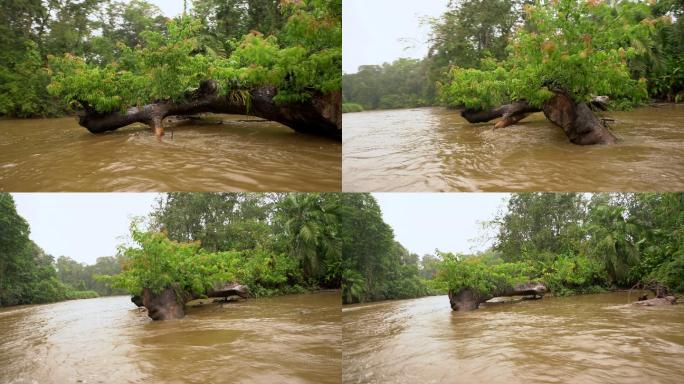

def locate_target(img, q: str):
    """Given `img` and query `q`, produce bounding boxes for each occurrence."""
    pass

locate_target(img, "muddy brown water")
[342,292,684,384]
[0,292,341,384]
[0,116,341,191]
[343,106,684,191]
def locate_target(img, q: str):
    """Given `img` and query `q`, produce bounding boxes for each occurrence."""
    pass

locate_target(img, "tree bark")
[460,91,617,145]
[77,81,341,141]
[142,286,186,321]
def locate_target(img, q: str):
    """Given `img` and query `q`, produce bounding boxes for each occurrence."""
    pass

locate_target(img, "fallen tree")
[439,0,657,145]
[434,252,548,312]
[460,92,617,145]
[102,227,305,321]
[48,2,342,141]
[130,281,251,320]
[139,282,250,321]
[448,282,548,312]
[78,81,341,140]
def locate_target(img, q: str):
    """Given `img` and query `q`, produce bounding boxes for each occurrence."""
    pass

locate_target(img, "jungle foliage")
[342,0,684,111]
[340,193,435,304]
[102,193,342,299]
[342,193,683,305]
[0,0,341,117]
[433,193,684,298]
[440,0,654,110]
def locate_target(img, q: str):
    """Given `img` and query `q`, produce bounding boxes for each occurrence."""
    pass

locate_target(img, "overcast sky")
[343,0,448,73]
[146,0,186,17]
[373,193,509,257]
[12,193,160,265]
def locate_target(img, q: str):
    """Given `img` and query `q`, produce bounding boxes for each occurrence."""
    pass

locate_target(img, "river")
[343,106,684,191]
[342,293,684,384]
[0,292,341,384]
[0,116,341,191]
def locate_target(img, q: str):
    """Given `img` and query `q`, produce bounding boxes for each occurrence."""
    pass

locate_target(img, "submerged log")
[77,81,341,140]
[460,91,617,145]
[448,282,548,312]
[139,281,250,321]
[631,296,677,307]
[206,282,250,299]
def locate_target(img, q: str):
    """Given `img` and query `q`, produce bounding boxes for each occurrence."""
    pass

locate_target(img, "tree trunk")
[77,81,341,141]
[460,91,617,145]
[142,286,187,321]
[448,282,547,312]
[138,282,250,321]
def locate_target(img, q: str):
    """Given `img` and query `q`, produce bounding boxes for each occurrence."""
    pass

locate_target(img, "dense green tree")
[340,193,429,304]
[48,0,341,115]
[0,193,90,306]
[585,194,640,285]
[440,0,657,110]
[0,0,340,118]
[493,193,586,262]
[275,193,341,286]
[149,192,341,290]
[151,192,273,252]
[345,0,684,113]
[426,0,521,81]
[192,0,284,54]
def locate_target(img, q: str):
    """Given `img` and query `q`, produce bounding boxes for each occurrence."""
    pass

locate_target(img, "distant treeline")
[342,0,684,112]
[0,193,122,306]
[342,192,684,304]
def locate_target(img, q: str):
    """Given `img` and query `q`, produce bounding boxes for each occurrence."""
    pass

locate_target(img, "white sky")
[146,0,186,17]
[343,0,448,73]
[12,193,160,265]
[373,193,509,257]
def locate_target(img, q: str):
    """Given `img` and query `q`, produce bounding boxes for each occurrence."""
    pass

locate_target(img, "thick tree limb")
[205,282,250,299]
[77,81,341,141]
[460,91,617,145]
[461,101,541,126]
